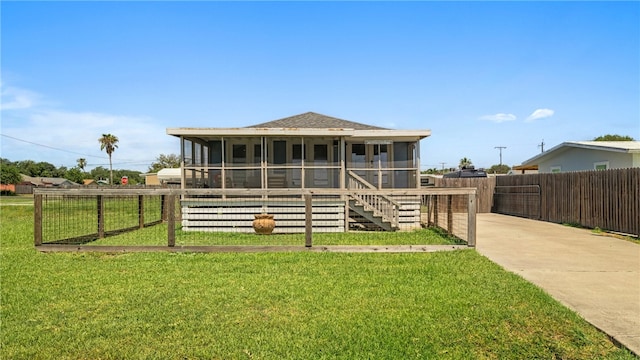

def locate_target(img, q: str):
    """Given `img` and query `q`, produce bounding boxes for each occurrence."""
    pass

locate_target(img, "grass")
[85,226,465,247]
[1,195,635,359]
[30,193,463,246]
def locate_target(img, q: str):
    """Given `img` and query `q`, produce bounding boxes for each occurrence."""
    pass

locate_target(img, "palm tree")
[98,134,119,185]
[76,158,87,172]
[459,157,472,169]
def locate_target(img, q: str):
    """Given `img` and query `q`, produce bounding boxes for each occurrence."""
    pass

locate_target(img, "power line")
[1,133,108,159]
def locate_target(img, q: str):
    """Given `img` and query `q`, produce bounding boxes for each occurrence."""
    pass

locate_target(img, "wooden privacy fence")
[33,187,477,250]
[434,177,496,213]
[493,168,640,236]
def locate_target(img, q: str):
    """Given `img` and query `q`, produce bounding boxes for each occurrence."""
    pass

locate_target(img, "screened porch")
[180,136,421,190]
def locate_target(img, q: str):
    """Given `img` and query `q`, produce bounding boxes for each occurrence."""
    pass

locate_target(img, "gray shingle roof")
[246,112,388,130]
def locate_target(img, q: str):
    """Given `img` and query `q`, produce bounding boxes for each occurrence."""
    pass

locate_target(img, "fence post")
[433,196,439,227]
[425,195,431,226]
[447,195,453,235]
[34,193,42,246]
[97,195,105,239]
[304,193,313,247]
[160,195,167,222]
[467,191,476,247]
[166,194,175,247]
[138,195,145,229]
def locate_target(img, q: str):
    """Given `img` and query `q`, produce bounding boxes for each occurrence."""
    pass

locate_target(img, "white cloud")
[478,113,517,123]
[526,108,554,122]
[0,84,40,110]
[1,105,178,171]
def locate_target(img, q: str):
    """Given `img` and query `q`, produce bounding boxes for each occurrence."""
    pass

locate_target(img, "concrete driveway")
[475,213,640,355]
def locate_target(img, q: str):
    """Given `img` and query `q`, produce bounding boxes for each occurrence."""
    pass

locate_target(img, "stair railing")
[347,170,400,229]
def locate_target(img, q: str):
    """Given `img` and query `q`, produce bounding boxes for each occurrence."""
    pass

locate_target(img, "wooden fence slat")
[492,168,639,236]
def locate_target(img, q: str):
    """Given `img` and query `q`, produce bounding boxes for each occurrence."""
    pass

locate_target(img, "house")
[509,164,538,174]
[166,112,431,232]
[518,141,640,173]
[157,168,181,185]
[142,173,160,186]
[21,175,78,188]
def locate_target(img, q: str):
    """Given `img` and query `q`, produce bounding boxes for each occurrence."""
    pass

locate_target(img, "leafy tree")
[593,134,635,141]
[459,157,472,169]
[98,133,119,185]
[148,153,181,173]
[14,160,60,177]
[0,164,22,185]
[90,166,110,183]
[64,168,85,184]
[0,158,13,166]
[488,164,511,174]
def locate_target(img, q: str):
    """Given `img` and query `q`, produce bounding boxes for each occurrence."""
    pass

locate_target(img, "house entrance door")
[370,143,390,188]
[348,142,391,189]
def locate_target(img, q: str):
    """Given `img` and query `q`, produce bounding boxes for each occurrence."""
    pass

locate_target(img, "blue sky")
[1,1,638,172]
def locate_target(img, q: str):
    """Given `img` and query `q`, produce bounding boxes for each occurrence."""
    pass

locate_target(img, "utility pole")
[495,146,507,166]
[439,162,446,173]
[538,139,545,153]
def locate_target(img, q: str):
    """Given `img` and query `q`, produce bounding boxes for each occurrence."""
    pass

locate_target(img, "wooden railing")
[347,170,400,229]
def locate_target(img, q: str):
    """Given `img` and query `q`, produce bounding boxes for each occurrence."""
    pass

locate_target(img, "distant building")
[21,175,78,187]
[518,141,640,173]
[142,173,160,186]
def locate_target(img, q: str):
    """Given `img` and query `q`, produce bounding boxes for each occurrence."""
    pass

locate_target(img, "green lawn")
[1,196,634,359]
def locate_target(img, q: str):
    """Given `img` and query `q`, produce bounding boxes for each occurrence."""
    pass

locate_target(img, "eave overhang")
[166,127,431,141]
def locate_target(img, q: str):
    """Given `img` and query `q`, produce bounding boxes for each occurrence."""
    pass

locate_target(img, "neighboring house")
[21,175,78,187]
[157,168,181,185]
[519,141,640,173]
[143,169,181,186]
[0,184,16,192]
[166,111,431,232]
[509,165,538,174]
[142,173,160,186]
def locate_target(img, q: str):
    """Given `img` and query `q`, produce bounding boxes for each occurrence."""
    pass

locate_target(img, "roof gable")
[246,112,388,130]
[521,141,640,165]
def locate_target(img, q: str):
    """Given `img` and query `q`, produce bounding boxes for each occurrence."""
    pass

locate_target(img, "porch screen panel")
[393,142,414,188]
[194,143,202,165]
[208,140,223,188]
[312,144,329,187]
[272,140,286,165]
[209,140,222,166]
[183,139,193,165]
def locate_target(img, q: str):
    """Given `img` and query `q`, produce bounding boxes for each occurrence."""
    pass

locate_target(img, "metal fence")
[34,187,476,251]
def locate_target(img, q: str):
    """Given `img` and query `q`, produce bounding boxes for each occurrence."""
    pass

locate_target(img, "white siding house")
[519,141,640,173]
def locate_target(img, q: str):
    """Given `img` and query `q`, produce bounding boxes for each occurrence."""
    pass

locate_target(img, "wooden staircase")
[347,171,399,231]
